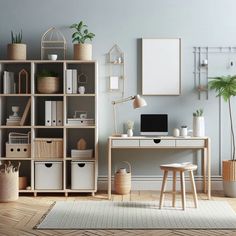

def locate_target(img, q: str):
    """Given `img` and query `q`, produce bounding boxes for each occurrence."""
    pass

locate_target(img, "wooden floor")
[1,191,236,236]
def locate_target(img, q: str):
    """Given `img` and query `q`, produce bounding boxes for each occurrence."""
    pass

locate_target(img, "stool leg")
[172,171,176,207]
[180,171,186,210]
[159,170,168,209]
[189,170,198,208]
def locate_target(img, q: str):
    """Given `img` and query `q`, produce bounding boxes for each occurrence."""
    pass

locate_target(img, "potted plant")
[37,70,60,94]
[192,108,205,137]
[70,21,95,60]
[7,30,27,60]
[209,75,236,197]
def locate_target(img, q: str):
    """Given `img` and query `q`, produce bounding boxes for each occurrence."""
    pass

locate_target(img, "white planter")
[193,116,205,137]
[127,129,133,137]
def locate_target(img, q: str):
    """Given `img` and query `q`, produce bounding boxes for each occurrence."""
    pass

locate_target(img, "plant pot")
[37,77,60,94]
[7,43,27,60]
[193,116,205,137]
[73,43,92,60]
[222,160,236,197]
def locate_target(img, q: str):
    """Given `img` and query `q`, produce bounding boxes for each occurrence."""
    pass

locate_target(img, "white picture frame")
[142,38,181,95]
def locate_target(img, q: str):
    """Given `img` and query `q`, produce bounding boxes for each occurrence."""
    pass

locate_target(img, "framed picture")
[142,38,181,95]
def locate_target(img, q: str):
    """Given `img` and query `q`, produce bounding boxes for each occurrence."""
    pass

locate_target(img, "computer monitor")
[140,114,168,136]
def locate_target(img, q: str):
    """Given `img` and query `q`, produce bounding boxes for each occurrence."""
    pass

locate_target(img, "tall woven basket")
[0,171,19,202]
[114,161,131,195]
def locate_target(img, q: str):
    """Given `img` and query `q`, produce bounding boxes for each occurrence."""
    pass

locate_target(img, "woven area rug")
[36,201,236,229]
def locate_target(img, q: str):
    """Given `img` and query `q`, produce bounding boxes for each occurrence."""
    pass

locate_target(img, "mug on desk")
[180,126,192,137]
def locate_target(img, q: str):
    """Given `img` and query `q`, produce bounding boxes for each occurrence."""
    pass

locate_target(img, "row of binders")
[65,69,78,94]
[45,101,63,126]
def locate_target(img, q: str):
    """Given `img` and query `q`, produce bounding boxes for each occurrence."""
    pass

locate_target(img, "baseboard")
[97,175,223,191]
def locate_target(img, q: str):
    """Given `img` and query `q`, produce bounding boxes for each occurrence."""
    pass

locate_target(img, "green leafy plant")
[11,30,23,44]
[70,21,95,44]
[208,75,236,160]
[193,108,203,117]
[37,69,58,78]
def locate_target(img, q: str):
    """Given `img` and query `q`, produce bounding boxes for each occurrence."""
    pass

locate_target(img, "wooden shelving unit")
[0,60,98,196]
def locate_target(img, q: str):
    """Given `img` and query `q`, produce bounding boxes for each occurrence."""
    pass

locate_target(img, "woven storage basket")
[114,161,131,195]
[0,171,19,202]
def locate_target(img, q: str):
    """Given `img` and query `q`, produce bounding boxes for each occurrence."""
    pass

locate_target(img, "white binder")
[72,69,78,93]
[66,69,73,94]
[51,101,57,126]
[56,101,63,126]
[45,101,52,126]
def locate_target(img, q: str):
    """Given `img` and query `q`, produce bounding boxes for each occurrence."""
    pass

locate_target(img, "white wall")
[1,0,236,188]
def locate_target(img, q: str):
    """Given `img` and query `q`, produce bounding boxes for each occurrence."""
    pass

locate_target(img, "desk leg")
[108,138,112,200]
[207,138,211,199]
[202,148,207,194]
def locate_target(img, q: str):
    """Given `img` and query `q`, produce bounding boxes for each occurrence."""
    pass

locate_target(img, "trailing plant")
[193,108,203,117]
[37,69,58,78]
[208,75,236,160]
[11,30,23,44]
[70,21,95,44]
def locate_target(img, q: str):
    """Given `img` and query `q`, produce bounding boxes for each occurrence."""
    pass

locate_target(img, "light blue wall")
[1,0,236,177]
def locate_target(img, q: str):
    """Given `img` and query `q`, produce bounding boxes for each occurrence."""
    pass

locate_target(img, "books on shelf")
[67,118,94,125]
[45,101,63,126]
[71,149,93,158]
[6,116,21,126]
[3,71,15,94]
[66,69,78,94]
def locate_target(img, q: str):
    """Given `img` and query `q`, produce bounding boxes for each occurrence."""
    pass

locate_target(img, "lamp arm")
[112,96,135,105]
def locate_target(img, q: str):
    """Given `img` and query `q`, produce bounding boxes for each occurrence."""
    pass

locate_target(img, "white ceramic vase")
[127,129,133,137]
[78,86,85,94]
[193,116,205,137]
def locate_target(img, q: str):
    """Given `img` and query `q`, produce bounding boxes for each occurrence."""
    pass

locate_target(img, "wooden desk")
[107,136,211,200]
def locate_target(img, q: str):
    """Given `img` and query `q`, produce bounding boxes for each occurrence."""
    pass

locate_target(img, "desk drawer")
[140,139,175,147]
[112,139,139,147]
[176,139,205,147]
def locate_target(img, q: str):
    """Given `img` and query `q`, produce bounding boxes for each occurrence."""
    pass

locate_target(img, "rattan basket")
[114,161,131,195]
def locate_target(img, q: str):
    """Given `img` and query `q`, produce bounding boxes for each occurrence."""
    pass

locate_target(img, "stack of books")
[6,115,21,126]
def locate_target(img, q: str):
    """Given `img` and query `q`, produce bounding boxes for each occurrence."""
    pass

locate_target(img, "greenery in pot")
[37,69,58,78]
[208,75,236,160]
[193,108,203,117]
[11,30,23,44]
[70,21,95,44]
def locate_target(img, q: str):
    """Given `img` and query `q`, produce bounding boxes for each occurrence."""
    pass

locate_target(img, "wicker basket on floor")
[114,161,131,195]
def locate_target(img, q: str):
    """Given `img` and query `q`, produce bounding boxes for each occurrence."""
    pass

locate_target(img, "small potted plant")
[126,120,134,137]
[7,30,27,60]
[209,75,236,197]
[37,70,60,94]
[192,108,205,137]
[70,21,95,60]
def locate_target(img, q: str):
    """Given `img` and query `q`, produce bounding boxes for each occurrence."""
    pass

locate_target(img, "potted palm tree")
[70,21,95,60]
[7,30,27,60]
[209,75,236,197]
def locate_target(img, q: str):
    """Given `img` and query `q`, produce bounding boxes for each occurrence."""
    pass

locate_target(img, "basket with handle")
[114,161,131,195]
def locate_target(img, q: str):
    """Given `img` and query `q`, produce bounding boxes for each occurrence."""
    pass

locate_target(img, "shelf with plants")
[0,59,98,196]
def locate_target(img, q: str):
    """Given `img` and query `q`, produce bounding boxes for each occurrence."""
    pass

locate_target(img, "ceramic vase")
[127,129,133,137]
[193,116,205,137]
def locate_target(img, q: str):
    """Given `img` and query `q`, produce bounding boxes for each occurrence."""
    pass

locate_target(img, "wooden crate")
[34,138,63,158]
[6,143,31,158]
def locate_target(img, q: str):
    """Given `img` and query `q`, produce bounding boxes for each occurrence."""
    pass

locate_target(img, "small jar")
[173,128,180,137]
[180,125,188,137]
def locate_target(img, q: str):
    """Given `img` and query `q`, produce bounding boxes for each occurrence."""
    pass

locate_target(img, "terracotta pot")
[73,43,92,60]
[19,176,27,190]
[222,160,236,197]
[37,77,60,94]
[7,43,27,60]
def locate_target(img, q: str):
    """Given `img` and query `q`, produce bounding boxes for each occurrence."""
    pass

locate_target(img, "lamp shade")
[132,94,147,109]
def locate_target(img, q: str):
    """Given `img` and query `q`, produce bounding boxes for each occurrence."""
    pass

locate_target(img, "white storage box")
[71,149,93,159]
[35,161,63,190]
[71,161,95,190]
[67,118,94,126]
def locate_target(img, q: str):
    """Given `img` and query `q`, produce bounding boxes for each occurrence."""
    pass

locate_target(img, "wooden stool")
[159,163,198,210]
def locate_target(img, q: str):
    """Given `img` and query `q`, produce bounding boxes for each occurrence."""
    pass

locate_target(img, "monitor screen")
[140,114,168,136]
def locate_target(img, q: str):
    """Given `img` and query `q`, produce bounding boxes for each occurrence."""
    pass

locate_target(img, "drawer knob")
[78,163,85,168]
[45,163,53,168]
[153,139,161,144]
[46,141,52,144]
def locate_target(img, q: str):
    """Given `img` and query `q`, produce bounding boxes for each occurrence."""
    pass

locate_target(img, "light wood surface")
[0,191,235,236]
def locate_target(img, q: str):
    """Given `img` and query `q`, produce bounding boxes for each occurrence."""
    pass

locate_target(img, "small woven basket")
[114,161,131,195]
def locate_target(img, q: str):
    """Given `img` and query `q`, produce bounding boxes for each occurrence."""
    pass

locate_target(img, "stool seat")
[159,163,198,210]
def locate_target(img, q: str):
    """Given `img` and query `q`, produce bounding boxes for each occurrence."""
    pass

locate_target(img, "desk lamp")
[112,94,147,136]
